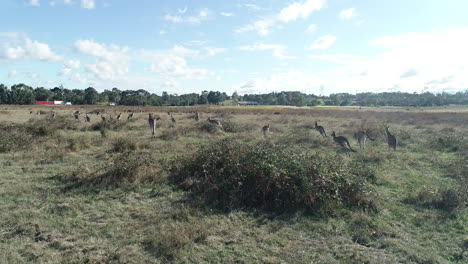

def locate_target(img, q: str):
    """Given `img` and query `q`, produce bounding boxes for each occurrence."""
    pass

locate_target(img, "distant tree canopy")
[0,83,467,107]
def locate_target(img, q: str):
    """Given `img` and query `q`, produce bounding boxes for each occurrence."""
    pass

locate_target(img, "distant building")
[65,102,72,105]
[54,101,64,105]
[36,101,54,105]
[237,101,259,106]
[109,102,116,106]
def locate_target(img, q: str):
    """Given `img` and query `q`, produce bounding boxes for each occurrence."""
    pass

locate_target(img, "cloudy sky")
[1,0,468,95]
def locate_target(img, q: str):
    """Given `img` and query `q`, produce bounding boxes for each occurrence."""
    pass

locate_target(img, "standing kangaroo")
[262,124,270,137]
[331,131,357,154]
[170,113,176,124]
[73,111,80,120]
[127,112,134,120]
[148,113,161,138]
[314,121,327,137]
[85,114,91,122]
[207,117,223,131]
[384,126,397,150]
[195,112,200,122]
[354,130,376,150]
[117,113,122,120]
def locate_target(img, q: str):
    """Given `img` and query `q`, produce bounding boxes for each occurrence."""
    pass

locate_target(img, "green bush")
[91,120,127,131]
[0,124,34,152]
[111,137,138,153]
[72,152,163,186]
[170,139,377,213]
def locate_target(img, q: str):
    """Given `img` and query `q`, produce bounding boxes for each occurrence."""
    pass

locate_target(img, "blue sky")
[1,0,468,95]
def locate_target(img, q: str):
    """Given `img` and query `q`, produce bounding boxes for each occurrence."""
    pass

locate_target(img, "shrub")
[91,120,127,131]
[0,124,34,152]
[111,138,138,153]
[431,133,465,152]
[406,186,467,212]
[170,139,377,213]
[71,152,164,186]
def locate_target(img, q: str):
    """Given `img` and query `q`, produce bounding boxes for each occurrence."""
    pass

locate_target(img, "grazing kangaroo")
[73,111,80,120]
[117,113,122,120]
[195,112,200,122]
[30,111,33,114]
[354,130,376,150]
[148,113,161,138]
[127,112,134,120]
[331,131,357,154]
[262,124,270,137]
[314,121,327,137]
[85,114,91,122]
[101,115,106,122]
[384,126,397,150]
[207,117,223,130]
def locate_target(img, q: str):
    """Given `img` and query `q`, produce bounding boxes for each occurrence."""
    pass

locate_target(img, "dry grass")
[0,105,466,263]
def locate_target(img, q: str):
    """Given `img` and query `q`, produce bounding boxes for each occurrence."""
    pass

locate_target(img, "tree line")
[1,83,468,107]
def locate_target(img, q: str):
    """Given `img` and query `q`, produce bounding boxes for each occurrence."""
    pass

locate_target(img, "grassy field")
[0,105,467,263]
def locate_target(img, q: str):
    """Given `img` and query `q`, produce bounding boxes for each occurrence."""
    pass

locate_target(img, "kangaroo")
[101,115,106,122]
[51,113,56,119]
[171,113,176,124]
[148,113,161,138]
[195,112,200,122]
[85,114,91,122]
[73,111,80,120]
[207,117,223,131]
[127,112,134,120]
[117,113,122,120]
[262,124,270,137]
[331,131,357,154]
[30,111,33,114]
[384,126,397,150]
[314,121,327,138]
[354,130,376,150]
[96,111,100,116]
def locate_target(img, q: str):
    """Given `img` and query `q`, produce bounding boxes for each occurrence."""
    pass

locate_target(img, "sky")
[1,0,468,95]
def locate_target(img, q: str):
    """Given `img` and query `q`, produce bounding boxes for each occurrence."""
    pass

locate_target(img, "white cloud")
[237,0,326,36]
[306,24,317,33]
[220,12,234,17]
[81,0,94,9]
[163,8,211,24]
[29,0,40,6]
[63,0,72,4]
[0,33,61,61]
[278,0,327,22]
[204,47,227,57]
[303,28,468,93]
[243,4,262,11]
[236,72,320,94]
[49,1,56,6]
[75,40,129,80]
[178,6,187,14]
[235,18,275,36]
[239,43,295,59]
[309,35,336,49]
[339,8,356,20]
[8,70,17,78]
[63,59,80,69]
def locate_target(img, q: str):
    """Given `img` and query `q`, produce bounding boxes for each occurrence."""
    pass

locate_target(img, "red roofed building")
[36,101,54,105]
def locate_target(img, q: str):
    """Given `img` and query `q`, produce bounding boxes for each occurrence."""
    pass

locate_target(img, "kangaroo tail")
[345,139,357,152]
[365,132,376,141]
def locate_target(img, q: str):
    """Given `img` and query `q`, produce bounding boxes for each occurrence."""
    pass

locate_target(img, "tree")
[232,91,239,101]
[0,84,9,104]
[84,87,99,104]
[34,87,52,101]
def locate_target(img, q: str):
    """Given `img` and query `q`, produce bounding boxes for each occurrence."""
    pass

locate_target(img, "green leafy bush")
[111,137,138,153]
[170,139,377,213]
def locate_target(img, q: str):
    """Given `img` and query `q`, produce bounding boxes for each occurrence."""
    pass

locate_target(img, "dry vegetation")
[0,105,467,263]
